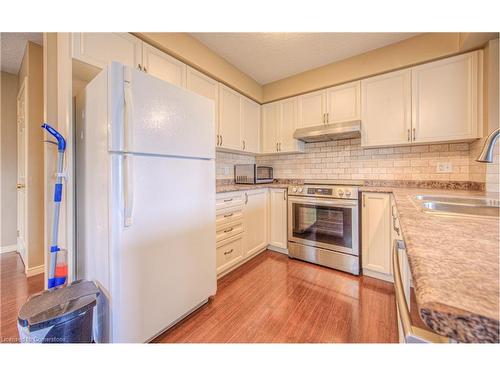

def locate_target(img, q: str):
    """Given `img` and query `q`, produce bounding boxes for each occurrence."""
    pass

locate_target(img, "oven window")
[292,203,352,249]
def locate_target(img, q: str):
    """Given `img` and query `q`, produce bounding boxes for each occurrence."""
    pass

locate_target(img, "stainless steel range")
[287,180,361,275]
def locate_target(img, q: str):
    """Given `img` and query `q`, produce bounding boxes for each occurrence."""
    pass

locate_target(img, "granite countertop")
[361,186,499,343]
[216,182,290,193]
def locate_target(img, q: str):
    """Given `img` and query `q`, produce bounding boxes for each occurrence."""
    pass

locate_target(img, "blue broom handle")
[42,124,66,288]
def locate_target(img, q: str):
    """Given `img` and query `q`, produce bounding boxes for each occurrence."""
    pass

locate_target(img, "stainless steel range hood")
[293,120,361,143]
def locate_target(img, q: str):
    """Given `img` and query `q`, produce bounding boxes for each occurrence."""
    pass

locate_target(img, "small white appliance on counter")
[75,62,216,343]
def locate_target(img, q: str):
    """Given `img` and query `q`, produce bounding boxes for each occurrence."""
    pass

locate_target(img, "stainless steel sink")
[413,195,500,218]
[414,195,500,207]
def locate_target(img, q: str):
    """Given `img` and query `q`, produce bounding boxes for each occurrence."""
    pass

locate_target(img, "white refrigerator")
[75,62,216,343]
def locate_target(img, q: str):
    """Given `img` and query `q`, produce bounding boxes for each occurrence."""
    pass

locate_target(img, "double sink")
[413,195,500,218]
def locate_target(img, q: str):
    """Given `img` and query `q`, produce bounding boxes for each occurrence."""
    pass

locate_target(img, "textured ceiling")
[1,33,43,74]
[191,33,419,84]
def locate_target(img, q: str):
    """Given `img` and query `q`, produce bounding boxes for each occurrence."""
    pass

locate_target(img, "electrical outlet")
[223,166,230,176]
[436,162,452,173]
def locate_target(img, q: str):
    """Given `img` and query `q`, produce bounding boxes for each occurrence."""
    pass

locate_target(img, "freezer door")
[109,154,216,343]
[108,63,215,159]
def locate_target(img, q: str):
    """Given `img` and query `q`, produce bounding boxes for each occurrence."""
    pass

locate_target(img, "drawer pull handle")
[224,227,234,233]
[224,249,234,255]
[223,198,233,202]
[223,213,234,218]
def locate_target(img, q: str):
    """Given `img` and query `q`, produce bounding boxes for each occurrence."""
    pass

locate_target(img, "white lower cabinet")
[242,189,268,258]
[216,235,244,275]
[216,188,287,277]
[361,192,392,281]
[268,189,287,251]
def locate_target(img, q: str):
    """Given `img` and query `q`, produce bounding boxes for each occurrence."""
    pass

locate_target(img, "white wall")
[1,71,18,248]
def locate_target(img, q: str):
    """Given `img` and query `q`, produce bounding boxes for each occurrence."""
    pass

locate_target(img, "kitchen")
[1,10,499,373]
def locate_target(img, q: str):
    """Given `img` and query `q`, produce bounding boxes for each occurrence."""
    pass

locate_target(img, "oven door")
[288,196,359,256]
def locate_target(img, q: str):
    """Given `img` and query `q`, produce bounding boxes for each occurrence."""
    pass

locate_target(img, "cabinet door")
[241,97,261,153]
[269,189,287,249]
[142,43,186,88]
[186,67,219,144]
[411,51,481,143]
[72,33,142,69]
[216,235,244,275]
[261,102,280,153]
[361,193,391,275]
[218,84,242,151]
[279,97,303,153]
[326,81,360,123]
[298,90,326,128]
[361,69,411,147]
[243,190,268,258]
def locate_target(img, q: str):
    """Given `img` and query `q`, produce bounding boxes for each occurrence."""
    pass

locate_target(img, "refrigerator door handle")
[123,154,134,227]
[123,69,134,152]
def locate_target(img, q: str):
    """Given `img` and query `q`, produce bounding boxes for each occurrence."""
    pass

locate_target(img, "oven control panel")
[288,185,358,199]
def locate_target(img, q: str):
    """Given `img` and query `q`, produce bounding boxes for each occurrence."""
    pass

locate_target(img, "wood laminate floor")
[1,252,44,342]
[155,250,400,343]
[1,249,425,343]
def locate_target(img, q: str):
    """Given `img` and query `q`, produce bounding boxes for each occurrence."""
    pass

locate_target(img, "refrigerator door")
[108,62,215,160]
[110,153,216,343]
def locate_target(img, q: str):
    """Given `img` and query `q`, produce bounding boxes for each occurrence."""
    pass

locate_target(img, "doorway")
[16,77,28,268]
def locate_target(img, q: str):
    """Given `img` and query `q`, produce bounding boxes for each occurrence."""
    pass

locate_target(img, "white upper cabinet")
[298,90,327,128]
[186,67,219,143]
[72,33,142,69]
[279,97,301,153]
[218,83,261,153]
[325,81,360,123]
[261,102,280,153]
[361,69,412,148]
[142,44,186,88]
[241,97,261,153]
[261,98,304,154]
[411,51,482,143]
[218,84,242,151]
[298,82,361,128]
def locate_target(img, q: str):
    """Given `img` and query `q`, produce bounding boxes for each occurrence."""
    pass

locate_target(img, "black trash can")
[18,280,100,343]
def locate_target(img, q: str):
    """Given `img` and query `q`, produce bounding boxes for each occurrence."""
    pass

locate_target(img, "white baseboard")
[26,264,45,277]
[362,268,394,283]
[267,245,288,255]
[0,244,17,254]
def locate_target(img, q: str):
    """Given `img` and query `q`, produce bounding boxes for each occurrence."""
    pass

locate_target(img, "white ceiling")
[1,33,43,75]
[190,33,420,84]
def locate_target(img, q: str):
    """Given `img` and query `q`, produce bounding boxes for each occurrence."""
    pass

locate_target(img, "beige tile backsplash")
[470,138,499,193]
[216,151,256,179]
[257,138,472,181]
[217,138,498,192]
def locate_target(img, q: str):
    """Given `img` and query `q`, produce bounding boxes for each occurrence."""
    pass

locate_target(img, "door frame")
[17,77,29,271]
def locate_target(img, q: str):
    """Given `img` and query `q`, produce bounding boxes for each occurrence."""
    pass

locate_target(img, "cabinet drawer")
[216,191,244,211]
[216,208,243,228]
[216,235,243,274]
[216,221,243,243]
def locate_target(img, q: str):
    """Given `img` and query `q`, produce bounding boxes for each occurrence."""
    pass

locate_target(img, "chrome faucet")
[476,128,500,163]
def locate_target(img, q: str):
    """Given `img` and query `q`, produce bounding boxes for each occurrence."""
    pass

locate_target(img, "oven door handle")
[288,196,358,207]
